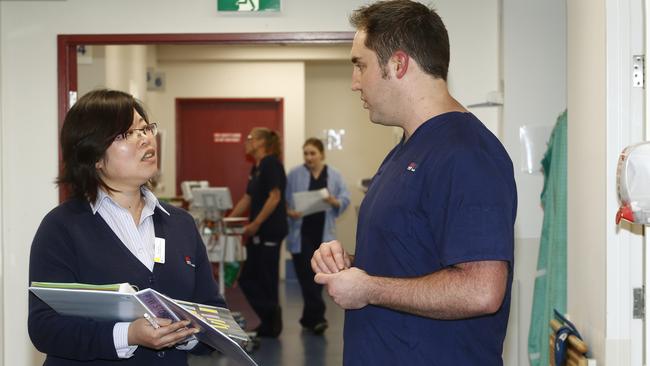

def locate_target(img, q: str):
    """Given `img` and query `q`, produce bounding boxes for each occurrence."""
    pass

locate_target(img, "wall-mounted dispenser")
[616,142,650,224]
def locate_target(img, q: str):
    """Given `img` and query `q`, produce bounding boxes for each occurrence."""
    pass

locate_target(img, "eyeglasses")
[114,123,158,143]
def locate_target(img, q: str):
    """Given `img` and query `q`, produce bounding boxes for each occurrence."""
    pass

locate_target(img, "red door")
[176,98,284,206]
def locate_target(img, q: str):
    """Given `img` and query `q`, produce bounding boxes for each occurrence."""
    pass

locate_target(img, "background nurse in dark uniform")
[229,127,288,338]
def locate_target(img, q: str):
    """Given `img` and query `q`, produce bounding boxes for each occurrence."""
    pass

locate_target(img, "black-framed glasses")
[114,123,158,143]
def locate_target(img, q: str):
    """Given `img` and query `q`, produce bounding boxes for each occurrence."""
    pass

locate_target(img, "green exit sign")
[218,0,281,12]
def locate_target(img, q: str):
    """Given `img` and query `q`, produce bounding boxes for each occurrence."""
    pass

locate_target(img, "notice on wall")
[214,133,242,143]
[217,0,280,12]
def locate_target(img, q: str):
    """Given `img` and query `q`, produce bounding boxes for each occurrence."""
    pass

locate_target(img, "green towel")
[528,110,568,366]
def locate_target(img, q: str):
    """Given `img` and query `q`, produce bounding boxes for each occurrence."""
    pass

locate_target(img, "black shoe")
[312,321,328,335]
[303,320,328,335]
[270,306,283,336]
[254,324,278,338]
[255,307,283,338]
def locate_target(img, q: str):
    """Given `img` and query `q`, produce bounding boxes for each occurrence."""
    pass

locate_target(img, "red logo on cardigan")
[406,162,417,172]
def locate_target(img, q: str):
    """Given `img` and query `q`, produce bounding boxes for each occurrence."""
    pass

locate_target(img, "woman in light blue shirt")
[286,138,350,334]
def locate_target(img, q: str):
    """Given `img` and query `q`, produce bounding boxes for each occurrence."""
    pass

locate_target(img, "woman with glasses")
[28,89,226,365]
[229,127,288,338]
[285,138,349,335]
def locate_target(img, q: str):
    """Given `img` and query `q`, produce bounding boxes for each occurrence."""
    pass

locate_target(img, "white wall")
[503,0,567,238]
[440,0,501,135]
[502,0,567,365]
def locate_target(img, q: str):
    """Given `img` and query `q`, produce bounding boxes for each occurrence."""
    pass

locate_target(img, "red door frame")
[57,32,353,201]
[175,97,284,196]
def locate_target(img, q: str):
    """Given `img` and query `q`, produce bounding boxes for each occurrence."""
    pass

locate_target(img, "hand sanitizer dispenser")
[616,142,650,224]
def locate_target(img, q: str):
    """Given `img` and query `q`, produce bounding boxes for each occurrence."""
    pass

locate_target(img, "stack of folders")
[29,282,256,366]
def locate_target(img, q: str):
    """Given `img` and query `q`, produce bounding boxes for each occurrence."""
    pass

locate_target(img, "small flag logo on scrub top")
[406,162,417,172]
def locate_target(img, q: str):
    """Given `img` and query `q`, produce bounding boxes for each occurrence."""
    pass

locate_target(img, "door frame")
[57,32,353,201]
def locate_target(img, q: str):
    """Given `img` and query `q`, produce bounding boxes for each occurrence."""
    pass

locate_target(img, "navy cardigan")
[28,198,226,366]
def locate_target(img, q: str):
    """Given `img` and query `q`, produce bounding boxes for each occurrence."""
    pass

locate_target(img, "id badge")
[154,237,166,264]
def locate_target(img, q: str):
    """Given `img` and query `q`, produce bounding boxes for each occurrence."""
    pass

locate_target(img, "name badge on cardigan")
[154,237,166,264]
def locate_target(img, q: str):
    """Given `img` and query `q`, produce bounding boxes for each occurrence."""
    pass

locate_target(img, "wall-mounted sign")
[217,0,280,12]
[324,129,345,150]
[214,132,242,143]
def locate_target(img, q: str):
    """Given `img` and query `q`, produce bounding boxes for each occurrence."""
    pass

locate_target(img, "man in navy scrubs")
[311,1,517,365]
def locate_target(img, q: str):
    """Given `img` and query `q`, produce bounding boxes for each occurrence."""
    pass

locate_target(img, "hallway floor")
[188,280,344,366]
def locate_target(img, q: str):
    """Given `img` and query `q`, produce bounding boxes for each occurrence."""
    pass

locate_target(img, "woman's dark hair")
[252,127,282,158]
[57,89,148,202]
[350,0,450,80]
[303,137,325,157]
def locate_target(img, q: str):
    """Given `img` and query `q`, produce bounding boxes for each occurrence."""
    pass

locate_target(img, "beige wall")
[77,46,106,96]
[568,0,607,362]
[105,45,148,102]
[304,62,396,254]
[148,60,306,198]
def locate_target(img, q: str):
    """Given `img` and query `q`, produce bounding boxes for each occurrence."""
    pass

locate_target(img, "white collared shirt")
[91,187,169,272]
[91,187,177,358]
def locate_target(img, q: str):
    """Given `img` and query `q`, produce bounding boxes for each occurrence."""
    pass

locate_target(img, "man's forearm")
[366,261,508,320]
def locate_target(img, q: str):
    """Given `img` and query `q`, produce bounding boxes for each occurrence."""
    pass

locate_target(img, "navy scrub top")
[344,112,517,366]
[246,154,288,242]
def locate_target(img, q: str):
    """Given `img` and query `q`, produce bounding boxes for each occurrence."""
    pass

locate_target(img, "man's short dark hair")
[350,0,450,80]
[57,89,148,202]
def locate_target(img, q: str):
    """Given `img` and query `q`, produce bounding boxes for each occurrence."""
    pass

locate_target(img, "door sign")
[214,132,242,143]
